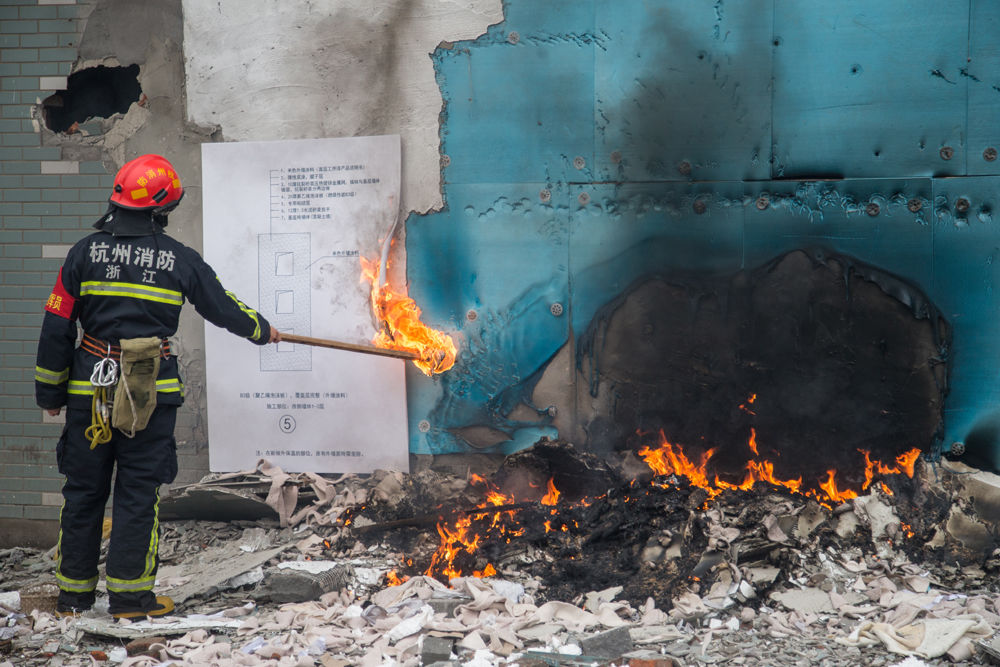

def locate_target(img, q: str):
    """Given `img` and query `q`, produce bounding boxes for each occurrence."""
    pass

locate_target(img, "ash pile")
[3,440,1000,666]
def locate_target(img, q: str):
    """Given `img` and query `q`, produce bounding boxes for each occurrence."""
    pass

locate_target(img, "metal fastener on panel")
[692,198,707,214]
[956,198,970,214]
[440,154,451,167]
[985,147,998,162]
[610,150,622,164]
[907,198,923,212]
[939,146,954,161]
[550,302,564,316]
[578,192,590,205]
[418,420,431,433]
[507,31,519,44]
[677,161,692,176]
[755,195,770,210]
[950,441,966,456]
[539,188,551,203]
[466,309,478,322]
[573,156,586,170]
[865,202,880,217]
[547,406,558,417]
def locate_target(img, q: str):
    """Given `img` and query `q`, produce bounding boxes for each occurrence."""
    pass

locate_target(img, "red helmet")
[109,154,183,212]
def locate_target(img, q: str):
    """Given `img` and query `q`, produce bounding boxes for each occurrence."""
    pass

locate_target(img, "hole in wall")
[41,64,142,133]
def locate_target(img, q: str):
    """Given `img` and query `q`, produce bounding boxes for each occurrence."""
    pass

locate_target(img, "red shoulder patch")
[44,268,76,319]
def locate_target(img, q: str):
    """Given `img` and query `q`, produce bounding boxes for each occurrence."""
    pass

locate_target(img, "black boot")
[108,590,174,619]
[56,590,95,616]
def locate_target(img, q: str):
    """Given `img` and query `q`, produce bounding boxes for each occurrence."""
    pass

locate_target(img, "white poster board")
[201,135,408,473]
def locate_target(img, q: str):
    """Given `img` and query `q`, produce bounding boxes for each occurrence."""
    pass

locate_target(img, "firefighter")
[34,154,280,618]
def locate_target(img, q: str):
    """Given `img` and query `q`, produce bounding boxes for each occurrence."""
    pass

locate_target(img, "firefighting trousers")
[55,405,178,608]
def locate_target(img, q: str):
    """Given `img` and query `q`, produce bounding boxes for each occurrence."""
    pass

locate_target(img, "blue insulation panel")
[596,0,773,182]
[568,182,746,336]
[743,180,933,282]
[930,177,1000,450]
[772,0,969,179]
[968,0,1000,176]
[407,0,1000,461]
[405,183,569,454]
[436,2,597,186]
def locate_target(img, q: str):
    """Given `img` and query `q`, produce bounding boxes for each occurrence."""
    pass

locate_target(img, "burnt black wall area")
[580,249,950,489]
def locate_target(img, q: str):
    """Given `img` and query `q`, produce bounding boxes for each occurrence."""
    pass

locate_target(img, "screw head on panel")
[550,303,564,317]
[418,420,431,433]
[865,202,880,217]
[578,192,590,206]
[755,195,770,210]
[692,198,707,215]
[984,147,998,162]
[539,188,551,203]
[573,156,586,170]
[907,198,923,213]
[507,31,519,44]
[955,198,970,214]
[939,146,954,161]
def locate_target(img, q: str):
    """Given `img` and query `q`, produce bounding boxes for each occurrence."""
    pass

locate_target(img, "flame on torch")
[360,256,457,375]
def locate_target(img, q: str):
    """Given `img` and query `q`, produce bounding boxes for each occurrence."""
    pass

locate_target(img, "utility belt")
[80,333,168,444]
[80,333,171,361]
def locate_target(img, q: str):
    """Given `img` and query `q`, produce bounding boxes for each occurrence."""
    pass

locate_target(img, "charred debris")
[2,439,1000,665]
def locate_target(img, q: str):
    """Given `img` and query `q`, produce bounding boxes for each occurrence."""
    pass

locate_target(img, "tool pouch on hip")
[111,336,161,436]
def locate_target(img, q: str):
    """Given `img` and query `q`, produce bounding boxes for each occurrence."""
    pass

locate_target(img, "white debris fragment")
[221,565,264,589]
[276,559,343,574]
[491,579,525,604]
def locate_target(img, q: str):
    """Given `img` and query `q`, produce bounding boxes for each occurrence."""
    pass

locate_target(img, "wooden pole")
[280,333,420,361]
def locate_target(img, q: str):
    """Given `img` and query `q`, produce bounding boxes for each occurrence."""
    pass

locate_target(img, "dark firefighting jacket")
[35,208,272,411]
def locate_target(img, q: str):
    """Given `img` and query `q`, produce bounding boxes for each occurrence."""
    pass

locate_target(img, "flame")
[638,429,920,509]
[386,569,409,586]
[415,416,922,581]
[540,477,561,506]
[860,448,920,490]
[475,563,497,578]
[424,481,521,580]
[360,257,457,375]
[815,469,858,504]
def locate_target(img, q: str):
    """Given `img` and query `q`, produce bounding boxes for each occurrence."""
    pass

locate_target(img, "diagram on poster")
[201,135,407,474]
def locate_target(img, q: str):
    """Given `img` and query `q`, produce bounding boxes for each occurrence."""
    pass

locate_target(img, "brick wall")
[0,0,108,528]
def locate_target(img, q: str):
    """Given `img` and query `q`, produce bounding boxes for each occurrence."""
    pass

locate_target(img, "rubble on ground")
[2,444,1000,666]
